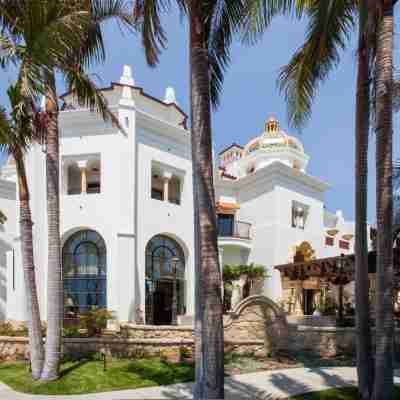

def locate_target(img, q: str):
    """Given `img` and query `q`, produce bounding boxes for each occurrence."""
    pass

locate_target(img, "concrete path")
[0,366,394,400]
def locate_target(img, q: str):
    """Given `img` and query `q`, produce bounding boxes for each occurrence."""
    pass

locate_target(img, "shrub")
[223,263,267,283]
[79,308,114,337]
[179,346,192,361]
[0,321,28,337]
[320,296,337,316]
[63,326,87,338]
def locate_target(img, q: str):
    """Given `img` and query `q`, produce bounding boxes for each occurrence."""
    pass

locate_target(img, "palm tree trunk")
[373,1,394,399]
[15,153,45,380]
[41,71,63,381]
[355,4,374,398]
[190,2,224,399]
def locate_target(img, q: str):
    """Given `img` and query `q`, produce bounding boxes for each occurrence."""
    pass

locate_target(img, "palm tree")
[0,0,132,381]
[0,83,45,380]
[243,1,374,397]
[354,2,375,398]
[373,1,395,398]
[40,1,131,381]
[133,0,245,397]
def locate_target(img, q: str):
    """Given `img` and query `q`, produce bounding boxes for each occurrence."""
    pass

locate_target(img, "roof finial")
[164,86,177,105]
[120,65,135,86]
[265,116,279,135]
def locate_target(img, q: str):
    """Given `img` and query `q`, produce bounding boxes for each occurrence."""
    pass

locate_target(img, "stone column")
[77,160,88,194]
[162,171,172,202]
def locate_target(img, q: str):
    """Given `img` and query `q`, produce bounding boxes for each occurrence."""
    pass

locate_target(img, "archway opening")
[63,230,106,323]
[145,235,185,325]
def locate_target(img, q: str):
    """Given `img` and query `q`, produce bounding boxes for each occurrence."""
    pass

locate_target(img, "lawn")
[291,387,400,399]
[0,352,357,395]
[0,358,195,395]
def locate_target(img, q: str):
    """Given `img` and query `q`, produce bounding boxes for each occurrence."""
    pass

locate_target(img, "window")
[339,240,349,250]
[169,176,181,205]
[86,159,101,194]
[325,236,334,246]
[145,235,185,325]
[151,173,164,201]
[67,164,81,195]
[218,214,234,237]
[65,156,101,195]
[292,200,310,230]
[63,230,106,322]
[151,188,163,201]
[151,164,183,205]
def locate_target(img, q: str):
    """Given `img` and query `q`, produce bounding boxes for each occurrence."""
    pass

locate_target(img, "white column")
[62,160,69,195]
[77,160,88,194]
[162,171,172,202]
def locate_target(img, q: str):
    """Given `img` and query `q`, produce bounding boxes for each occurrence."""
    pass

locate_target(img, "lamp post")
[147,281,154,325]
[171,256,180,326]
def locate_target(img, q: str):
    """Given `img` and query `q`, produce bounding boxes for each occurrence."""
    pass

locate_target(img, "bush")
[223,263,267,283]
[179,346,193,361]
[79,308,114,337]
[320,296,337,316]
[63,326,87,338]
[0,321,28,337]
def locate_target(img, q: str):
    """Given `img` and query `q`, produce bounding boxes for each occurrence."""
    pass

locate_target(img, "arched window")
[63,230,106,321]
[145,235,185,325]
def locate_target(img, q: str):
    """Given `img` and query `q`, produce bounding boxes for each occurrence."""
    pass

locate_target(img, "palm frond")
[241,0,311,44]
[133,0,171,66]
[206,0,246,108]
[62,64,121,130]
[0,34,20,68]
[278,0,355,128]
[70,0,135,70]
[0,210,7,224]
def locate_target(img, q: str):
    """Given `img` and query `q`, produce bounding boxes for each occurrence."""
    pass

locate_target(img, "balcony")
[218,220,251,239]
[217,217,252,250]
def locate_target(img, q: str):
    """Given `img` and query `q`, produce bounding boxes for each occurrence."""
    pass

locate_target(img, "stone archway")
[224,295,288,355]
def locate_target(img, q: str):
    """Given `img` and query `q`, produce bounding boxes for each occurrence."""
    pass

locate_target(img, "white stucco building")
[0,66,360,324]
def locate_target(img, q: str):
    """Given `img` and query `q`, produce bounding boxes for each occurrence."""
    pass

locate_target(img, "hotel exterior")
[0,65,363,325]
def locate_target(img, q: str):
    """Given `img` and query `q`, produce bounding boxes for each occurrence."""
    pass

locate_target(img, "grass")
[0,358,195,395]
[291,387,400,399]
[0,352,358,395]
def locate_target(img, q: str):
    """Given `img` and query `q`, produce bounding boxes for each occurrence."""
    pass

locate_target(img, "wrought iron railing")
[218,220,252,240]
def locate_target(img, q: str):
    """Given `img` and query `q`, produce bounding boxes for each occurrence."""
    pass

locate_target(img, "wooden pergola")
[274,226,400,317]
[275,249,400,286]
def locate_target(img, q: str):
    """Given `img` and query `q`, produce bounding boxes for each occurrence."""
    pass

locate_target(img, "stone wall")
[2,326,400,362]
[2,296,400,362]
[0,337,29,362]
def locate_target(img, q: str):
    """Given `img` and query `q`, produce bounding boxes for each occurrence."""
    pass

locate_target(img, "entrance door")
[153,281,172,325]
[145,235,186,325]
[303,289,315,315]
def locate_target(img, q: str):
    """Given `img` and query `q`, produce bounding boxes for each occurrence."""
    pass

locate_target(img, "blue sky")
[1,9,399,224]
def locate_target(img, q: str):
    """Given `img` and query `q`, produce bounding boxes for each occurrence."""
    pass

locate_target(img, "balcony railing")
[218,220,252,240]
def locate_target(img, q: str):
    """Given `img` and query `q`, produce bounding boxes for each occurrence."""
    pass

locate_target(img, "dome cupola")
[265,116,280,137]
[218,115,310,180]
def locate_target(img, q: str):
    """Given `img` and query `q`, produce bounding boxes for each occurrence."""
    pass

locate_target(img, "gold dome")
[244,116,304,154]
[265,116,280,136]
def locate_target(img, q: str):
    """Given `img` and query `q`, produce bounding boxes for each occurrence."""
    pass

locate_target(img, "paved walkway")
[0,366,396,400]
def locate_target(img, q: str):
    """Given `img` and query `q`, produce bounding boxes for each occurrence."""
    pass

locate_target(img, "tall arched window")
[145,235,185,325]
[63,230,106,321]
